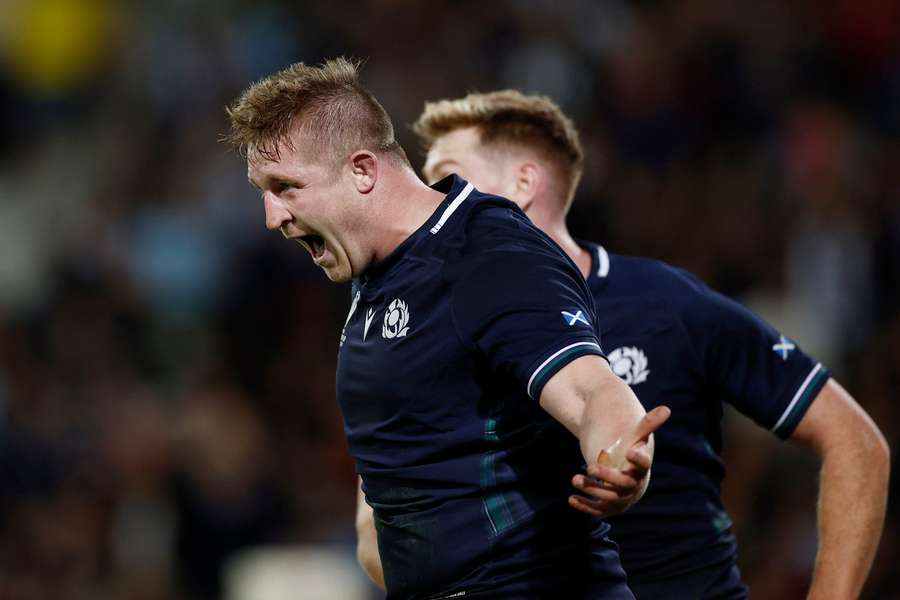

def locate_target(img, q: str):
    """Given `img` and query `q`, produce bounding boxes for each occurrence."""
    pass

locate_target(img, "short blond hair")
[225,57,408,165]
[413,90,584,204]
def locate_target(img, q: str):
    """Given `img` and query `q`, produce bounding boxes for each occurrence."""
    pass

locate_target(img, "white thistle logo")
[382,298,410,339]
[608,346,650,385]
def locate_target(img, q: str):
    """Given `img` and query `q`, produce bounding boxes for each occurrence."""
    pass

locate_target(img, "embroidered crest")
[382,298,410,339]
[608,346,650,385]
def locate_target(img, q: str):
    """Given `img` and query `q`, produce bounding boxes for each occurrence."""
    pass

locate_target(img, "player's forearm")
[539,356,645,455]
[806,428,889,599]
[577,372,646,467]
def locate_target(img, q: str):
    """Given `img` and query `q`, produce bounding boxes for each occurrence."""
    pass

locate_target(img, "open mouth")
[298,234,326,259]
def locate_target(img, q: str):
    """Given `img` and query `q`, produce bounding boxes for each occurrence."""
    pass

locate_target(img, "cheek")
[327,201,365,248]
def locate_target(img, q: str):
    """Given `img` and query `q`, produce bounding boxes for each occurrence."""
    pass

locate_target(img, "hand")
[569,405,671,517]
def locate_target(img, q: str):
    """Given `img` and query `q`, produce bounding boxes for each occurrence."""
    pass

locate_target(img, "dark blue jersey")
[336,176,632,599]
[580,241,829,586]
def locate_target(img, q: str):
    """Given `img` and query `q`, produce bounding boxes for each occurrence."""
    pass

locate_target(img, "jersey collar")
[359,175,474,284]
[576,239,612,291]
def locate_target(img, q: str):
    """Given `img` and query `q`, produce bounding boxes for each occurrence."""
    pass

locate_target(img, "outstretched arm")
[540,354,670,515]
[355,476,385,591]
[789,379,889,600]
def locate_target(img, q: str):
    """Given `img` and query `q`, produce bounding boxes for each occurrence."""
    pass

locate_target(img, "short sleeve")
[451,248,605,402]
[680,274,829,439]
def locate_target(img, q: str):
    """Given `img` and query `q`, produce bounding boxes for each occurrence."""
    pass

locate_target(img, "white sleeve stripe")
[430,182,475,235]
[772,362,823,432]
[527,341,603,398]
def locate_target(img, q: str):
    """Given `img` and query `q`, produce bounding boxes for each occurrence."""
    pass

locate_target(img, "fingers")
[568,489,632,518]
[569,494,611,517]
[629,405,671,445]
[574,470,638,498]
[584,465,639,491]
[571,464,643,518]
[572,475,623,503]
[571,406,670,519]
[625,442,651,473]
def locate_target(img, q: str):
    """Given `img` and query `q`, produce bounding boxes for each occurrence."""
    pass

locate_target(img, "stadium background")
[0,0,897,598]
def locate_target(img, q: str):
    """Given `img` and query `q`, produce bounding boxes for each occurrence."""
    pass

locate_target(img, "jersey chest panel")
[337,263,481,443]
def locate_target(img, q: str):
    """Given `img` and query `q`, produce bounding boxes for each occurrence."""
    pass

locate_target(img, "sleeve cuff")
[526,340,606,400]
[772,363,830,439]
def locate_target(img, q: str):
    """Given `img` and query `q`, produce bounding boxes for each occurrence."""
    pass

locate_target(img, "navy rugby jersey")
[581,241,829,584]
[336,176,632,599]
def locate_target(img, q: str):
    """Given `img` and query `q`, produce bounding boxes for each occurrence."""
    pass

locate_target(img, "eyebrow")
[248,173,287,191]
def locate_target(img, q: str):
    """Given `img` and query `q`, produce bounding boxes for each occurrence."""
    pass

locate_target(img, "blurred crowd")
[0,0,897,598]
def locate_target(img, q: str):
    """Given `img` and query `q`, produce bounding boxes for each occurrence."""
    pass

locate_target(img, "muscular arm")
[540,354,669,511]
[789,379,889,600]
[355,477,385,591]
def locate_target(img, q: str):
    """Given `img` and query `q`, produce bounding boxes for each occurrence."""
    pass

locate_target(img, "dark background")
[0,0,897,598]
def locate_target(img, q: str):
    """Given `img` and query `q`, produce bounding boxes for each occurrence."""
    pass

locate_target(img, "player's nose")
[263,191,290,231]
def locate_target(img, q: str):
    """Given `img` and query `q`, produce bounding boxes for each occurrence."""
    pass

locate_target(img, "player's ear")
[513,161,540,212]
[349,151,378,193]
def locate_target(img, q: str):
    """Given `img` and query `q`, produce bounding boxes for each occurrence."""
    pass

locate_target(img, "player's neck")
[369,167,445,263]
[528,214,591,280]
[552,227,591,279]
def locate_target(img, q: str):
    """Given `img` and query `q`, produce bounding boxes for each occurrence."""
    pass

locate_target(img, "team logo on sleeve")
[561,310,591,327]
[382,298,410,339]
[772,335,796,360]
[608,346,650,386]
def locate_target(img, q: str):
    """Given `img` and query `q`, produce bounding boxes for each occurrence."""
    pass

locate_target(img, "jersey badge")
[561,310,590,327]
[772,335,796,360]
[382,298,410,339]
[608,346,650,386]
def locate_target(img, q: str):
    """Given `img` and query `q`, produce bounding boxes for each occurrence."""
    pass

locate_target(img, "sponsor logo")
[340,290,360,347]
[363,307,376,341]
[608,346,650,385]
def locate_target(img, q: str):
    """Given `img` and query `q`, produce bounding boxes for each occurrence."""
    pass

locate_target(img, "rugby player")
[356,90,889,599]
[226,60,669,599]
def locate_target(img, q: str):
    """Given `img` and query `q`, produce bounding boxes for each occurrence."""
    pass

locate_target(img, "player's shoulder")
[431,175,561,260]
[605,249,709,300]
[605,250,757,336]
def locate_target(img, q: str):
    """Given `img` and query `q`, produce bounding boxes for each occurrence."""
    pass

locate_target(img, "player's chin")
[321,264,352,283]
[324,271,350,283]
